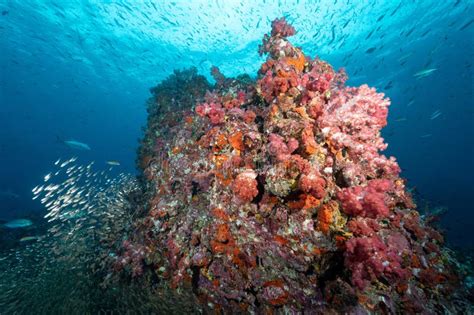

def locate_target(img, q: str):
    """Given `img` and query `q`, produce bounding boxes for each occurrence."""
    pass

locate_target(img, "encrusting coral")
[109,18,472,313]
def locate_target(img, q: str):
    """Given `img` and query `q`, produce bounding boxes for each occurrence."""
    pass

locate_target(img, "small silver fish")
[3,219,33,229]
[19,236,40,242]
[414,68,437,79]
[106,160,120,166]
[0,190,20,199]
[430,110,442,120]
[64,140,91,151]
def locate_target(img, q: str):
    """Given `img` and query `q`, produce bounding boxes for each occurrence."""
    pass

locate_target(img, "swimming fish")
[2,219,33,229]
[459,19,473,31]
[0,190,20,199]
[398,52,413,64]
[414,68,437,79]
[19,236,40,242]
[384,81,393,90]
[64,140,91,151]
[430,110,442,120]
[404,26,416,37]
[365,47,376,54]
[106,160,120,166]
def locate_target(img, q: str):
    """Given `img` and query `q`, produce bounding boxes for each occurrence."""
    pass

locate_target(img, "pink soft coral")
[268,133,298,161]
[337,179,393,218]
[318,85,399,178]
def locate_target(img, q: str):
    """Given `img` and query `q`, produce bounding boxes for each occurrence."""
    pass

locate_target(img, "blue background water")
[0,1,472,249]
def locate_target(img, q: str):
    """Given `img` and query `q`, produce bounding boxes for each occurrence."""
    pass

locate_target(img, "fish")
[390,2,402,16]
[430,110,442,120]
[420,28,431,38]
[2,219,33,229]
[459,19,473,31]
[64,140,91,151]
[420,134,432,138]
[398,52,413,65]
[365,29,375,40]
[342,19,350,29]
[19,236,40,242]
[405,26,416,37]
[365,47,376,54]
[394,117,407,122]
[106,160,120,166]
[59,209,86,220]
[0,190,20,199]
[384,81,393,90]
[414,68,437,79]
[328,26,336,45]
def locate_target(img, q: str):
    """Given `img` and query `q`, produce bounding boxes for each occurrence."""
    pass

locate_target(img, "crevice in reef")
[252,174,266,204]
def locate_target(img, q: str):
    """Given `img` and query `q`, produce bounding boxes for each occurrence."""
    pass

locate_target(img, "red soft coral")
[299,171,326,199]
[232,170,259,203]
[271,17,296,37]
[345,233,410,290]
[347,218,380,237]
[345,236,386,289]
[195,102,225,125]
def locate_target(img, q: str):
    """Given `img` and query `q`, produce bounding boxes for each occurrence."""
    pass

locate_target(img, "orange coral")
[213,154,229,169]
[301,125,319,155]
[287,194,321,211]
[171,146,182,155]
[274,235,289,246]
[228,131,244,151]
[212,208,230,221]
[215,224,231,243]
[269,104,280,118]
[302,194,321,210]
[293,106,310,119]
[317,201,338,234]
[284,53,306,72]
[214,133,228,152]
[185,116,193,124]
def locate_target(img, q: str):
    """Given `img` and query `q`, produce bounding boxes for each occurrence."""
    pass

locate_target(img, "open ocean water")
[0,1,473,313]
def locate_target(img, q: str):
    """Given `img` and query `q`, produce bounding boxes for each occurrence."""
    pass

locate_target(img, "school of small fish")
[0,158,143,313]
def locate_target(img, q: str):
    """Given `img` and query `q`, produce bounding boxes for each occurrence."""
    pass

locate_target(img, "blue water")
[0,1,473,251]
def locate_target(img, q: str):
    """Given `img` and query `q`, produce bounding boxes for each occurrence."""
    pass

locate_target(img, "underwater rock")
[118,18,472,313]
